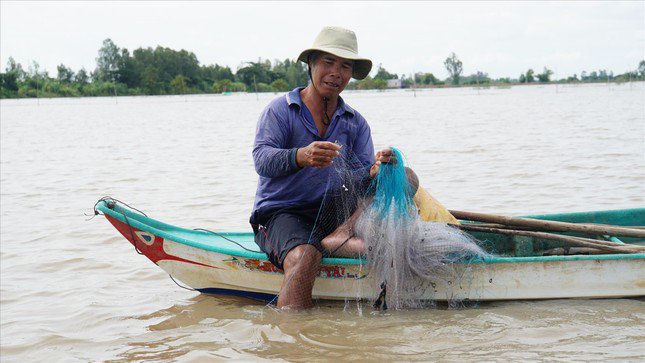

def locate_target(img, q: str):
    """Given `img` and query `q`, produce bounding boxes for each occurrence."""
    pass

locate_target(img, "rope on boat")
[91,196,266,292]
[90,196,146,255]
[122,210,144,255]
[91,196,148,218]
[169,274,196,291]
[193,228,262,253]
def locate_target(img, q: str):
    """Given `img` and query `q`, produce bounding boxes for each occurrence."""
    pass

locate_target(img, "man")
[250,26,394,309]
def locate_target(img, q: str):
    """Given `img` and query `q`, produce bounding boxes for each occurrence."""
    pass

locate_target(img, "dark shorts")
[251,209,324,269]
[250,178,372,269]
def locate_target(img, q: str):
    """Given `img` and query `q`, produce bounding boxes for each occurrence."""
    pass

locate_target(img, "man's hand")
[369,148,397,178]
[296,141,341,168]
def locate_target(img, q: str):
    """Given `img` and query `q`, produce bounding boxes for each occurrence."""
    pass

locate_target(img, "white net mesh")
[271,147,490,310]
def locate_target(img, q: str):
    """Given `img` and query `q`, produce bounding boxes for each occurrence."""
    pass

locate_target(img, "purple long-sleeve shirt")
[252,87,374,214]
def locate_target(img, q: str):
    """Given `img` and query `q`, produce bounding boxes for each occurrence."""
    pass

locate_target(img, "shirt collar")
[286,87,355,116]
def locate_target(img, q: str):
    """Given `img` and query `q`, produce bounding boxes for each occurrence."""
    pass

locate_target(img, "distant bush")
[2,39,643,99]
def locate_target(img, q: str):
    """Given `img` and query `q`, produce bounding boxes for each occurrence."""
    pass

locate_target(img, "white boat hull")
[158,237,645,301]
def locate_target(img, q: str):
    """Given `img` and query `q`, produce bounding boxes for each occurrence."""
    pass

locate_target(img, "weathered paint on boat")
[97,200,645,302]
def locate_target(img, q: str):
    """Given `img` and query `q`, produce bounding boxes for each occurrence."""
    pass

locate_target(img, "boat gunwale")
[97,201,645,265]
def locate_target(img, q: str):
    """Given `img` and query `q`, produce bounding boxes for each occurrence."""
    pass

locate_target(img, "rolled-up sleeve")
[253,106,301,178]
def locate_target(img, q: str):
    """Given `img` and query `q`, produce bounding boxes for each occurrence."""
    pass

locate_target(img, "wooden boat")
[96,199,645,302]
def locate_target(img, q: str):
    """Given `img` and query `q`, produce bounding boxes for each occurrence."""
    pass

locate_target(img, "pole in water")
[254,74,259,101]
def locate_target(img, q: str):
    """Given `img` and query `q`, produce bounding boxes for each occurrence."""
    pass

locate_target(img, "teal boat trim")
[522,208,645,226]
[97,201,645,266]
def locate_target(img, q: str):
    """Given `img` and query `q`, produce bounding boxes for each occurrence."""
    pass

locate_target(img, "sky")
[1,1,644,80]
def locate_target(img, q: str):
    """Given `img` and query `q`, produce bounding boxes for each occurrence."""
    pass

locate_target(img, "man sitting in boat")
[250,26,395,309]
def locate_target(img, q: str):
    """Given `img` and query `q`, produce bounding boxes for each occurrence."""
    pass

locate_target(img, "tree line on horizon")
[1,39,644,99]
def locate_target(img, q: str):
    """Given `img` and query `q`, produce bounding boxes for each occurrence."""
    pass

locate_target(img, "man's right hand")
[296,141,341,168]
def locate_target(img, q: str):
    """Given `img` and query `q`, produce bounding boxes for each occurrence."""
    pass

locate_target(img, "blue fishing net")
[353,147,491,309]
[367,147,415,221]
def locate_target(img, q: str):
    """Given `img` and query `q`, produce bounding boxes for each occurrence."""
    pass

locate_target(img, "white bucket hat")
[298,26,373,80]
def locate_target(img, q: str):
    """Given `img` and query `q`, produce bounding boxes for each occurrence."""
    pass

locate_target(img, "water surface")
[1,83,644,361]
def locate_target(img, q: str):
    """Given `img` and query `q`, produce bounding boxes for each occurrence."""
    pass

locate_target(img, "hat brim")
[298,47,372,80]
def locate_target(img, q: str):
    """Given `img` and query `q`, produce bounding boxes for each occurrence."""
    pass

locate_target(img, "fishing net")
[271,146,491,310]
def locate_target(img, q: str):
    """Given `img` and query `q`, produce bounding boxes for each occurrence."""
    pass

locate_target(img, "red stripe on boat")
[105,215,223,270]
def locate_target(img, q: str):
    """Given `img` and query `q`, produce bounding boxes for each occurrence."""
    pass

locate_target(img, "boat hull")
[104,213,645,302]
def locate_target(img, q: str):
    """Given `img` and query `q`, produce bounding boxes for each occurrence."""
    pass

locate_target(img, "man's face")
[310,52,354,98]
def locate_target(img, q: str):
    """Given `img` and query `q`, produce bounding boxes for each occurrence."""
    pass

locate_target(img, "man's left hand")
[369,148,397,178]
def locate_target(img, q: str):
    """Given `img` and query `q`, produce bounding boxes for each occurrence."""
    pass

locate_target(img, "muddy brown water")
[1,83,644,361]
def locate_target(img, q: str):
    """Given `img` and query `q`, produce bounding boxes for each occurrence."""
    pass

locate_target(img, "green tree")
[212,79,232,93]
[444,52,463,85]
[271,58,308,88]
[96,38,121,82]
[201,64,234,83]
[400,74,413,87]
[56,64,74,83]
[353,76,387,90]
[170,75,188,94]
[525,69,535,83]
[374,65,397,80]
[519,74,526,83]
[589,71,598,81]
[75,68,89,84]
[236,61,273,90]
[356,76,374,90]
[255,82,273,92]
[536,67,553,82]
[125,45,201,94]
[116,48,139,87]
[598,69,607,80]
[1,57,23,95]
[415,72,440,85]
[228,82,246,92]
[639,60,645,78]
[25,61,48,92]
[285,60,308,88]
[270,79,289,92]
[463,71,490,85]
[373,78,387,90]
[5,57,25,81]
[140,65,160,94]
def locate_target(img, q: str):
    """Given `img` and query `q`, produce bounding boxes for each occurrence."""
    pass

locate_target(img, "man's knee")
[283,244,322,270]
[320,236,333,251]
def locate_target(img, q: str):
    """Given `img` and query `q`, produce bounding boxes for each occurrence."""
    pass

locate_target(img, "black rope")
[91,197,261,253]
[193,228,262,253]
[328,233,354,257]
[91,197,264,292]
[122,210,144,255]
[91,196,146,254]
[86,196,112,220]
[169,274,196,291]
[89,196,148,218]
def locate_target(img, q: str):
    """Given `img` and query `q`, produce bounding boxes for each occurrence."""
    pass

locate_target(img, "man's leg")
[321,205,366,257]
[277,244,322,309]
[322,167,420,257]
